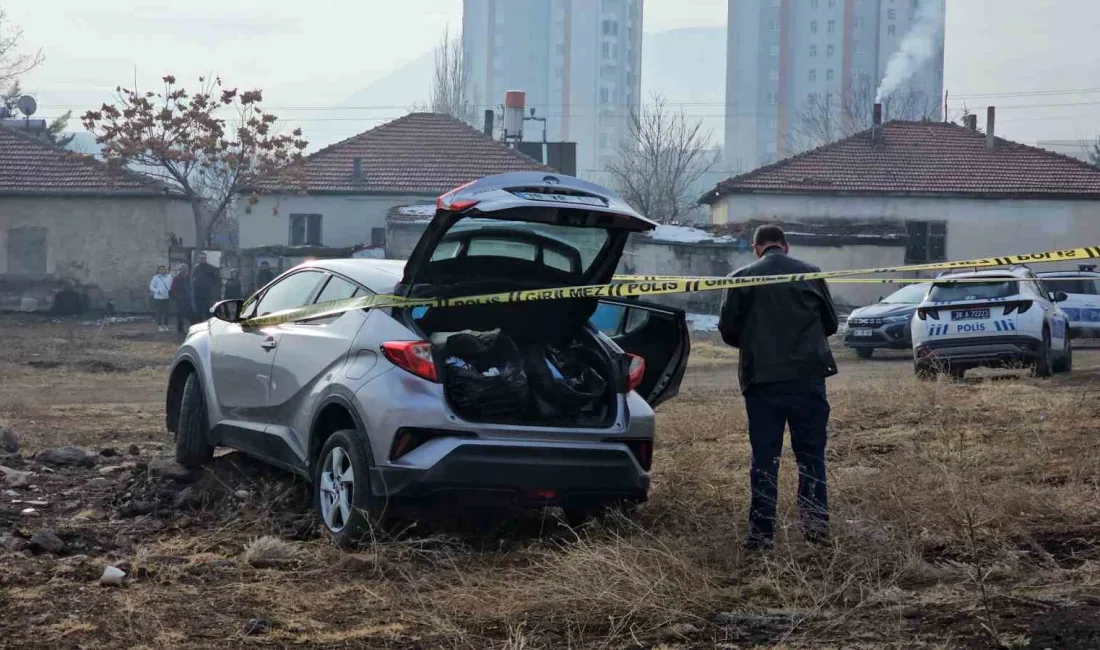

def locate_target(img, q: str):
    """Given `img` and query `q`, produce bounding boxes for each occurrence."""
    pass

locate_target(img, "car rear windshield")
[929,279,1017,302]
[881,283,930,304]
[1042,278,1100,295]
[431,217,610,275]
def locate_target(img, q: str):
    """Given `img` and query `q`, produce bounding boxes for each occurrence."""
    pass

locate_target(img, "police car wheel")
[1053,336,1072,374]
[1033,329,1053,378]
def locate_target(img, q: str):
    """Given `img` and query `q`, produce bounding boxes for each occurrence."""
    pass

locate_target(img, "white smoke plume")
[875,0,946,103]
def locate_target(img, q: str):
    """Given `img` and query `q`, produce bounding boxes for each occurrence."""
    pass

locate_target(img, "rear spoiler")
[917,299,1033,320]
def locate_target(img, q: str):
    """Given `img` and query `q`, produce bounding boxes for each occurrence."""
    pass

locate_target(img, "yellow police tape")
[240,245,1100,328]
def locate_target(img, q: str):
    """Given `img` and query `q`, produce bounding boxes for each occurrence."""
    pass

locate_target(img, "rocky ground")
[1,316,1099,649]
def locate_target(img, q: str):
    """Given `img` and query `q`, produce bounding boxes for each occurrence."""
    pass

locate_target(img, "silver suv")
[165,173,690,545]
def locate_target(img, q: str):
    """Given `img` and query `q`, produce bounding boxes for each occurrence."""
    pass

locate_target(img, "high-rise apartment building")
[725,0,945,172]
[462,0,643,181]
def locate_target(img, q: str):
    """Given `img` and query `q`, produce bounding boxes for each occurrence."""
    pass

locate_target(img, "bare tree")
[787,73,938,152]
[0,10,42,93]
[428,26,479,126]
[1088,136,1100,168]
[605,93,721,224]
[83,75,308,250]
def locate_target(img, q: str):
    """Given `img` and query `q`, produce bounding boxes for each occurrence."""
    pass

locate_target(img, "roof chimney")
[986,106,996,149]
[503,90,525,143]
[352,157,363,183]
[872,103,883,144]
[966,114,977,131]
[483,109,495,138]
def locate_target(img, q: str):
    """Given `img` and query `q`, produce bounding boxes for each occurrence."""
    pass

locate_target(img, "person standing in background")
[256,261,275,292]
[223,269,244,300]
[149,265,173,332]
[191,253,219,318]
[718,225,839,550]
[171,263,194,334]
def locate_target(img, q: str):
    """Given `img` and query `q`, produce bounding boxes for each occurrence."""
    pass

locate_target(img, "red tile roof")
[254,112,552,195]
[0,125,171,197]
[703,121,1100,204]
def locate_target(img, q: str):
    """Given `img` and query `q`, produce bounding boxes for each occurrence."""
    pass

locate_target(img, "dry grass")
[2,316,1100,648]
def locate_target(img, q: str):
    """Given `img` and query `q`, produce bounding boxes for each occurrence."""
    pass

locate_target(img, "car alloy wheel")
[319,446,355,533]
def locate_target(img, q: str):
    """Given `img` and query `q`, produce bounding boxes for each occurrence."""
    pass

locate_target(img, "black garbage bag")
[431,329,529,420]
[524,340,609,420]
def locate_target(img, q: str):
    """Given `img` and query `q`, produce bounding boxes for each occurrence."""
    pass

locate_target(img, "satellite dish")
[16,95,37,117]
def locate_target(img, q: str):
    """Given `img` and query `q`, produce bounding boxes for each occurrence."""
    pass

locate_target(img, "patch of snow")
[686,313,720,332]
[646,224,738,245]
[396,204,436,218]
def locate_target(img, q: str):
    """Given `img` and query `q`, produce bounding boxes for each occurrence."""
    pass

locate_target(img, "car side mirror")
[212,299,244,322]
[1053,291,1069,303]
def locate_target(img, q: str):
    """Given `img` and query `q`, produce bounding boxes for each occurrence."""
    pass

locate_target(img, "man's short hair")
[753,224,787,248]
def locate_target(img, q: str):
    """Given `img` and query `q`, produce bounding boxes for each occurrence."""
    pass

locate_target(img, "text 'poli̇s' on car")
[1037,264,1100,340]
[909,266,1071,381]
[843,282,930,358]
[164,172,691,546]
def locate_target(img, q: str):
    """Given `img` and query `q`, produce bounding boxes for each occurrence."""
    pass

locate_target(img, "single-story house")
[0,125,193,312]
[701,108,1100,282]
[242,112,552,252]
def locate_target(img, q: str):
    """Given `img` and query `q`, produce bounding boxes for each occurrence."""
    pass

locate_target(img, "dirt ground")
[2,315,1099,649]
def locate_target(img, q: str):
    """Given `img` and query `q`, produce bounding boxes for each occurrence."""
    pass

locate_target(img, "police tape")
[239,245,1100,328]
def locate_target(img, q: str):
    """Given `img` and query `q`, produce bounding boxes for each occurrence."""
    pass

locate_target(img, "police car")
[910,266,1072,379]
[1037,264,1100,339]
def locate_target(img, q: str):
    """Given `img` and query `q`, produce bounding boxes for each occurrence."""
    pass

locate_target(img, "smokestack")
[966,114,977,131]
[503,90,526,143]
[352,157,363,183]
[872,103,883,144]
[986,106,996,149]
[483,109,495,138]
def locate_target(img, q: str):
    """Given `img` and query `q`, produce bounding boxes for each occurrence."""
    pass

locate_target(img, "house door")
[6,228,47,274]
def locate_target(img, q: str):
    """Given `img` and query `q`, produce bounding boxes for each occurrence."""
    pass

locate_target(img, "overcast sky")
[7,0,1100,150]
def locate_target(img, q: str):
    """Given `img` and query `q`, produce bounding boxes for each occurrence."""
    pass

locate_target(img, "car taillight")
[381,341,438,382]
[626,354,646,393]
[1005,300,1032,315]
[606,438,653,471]
[916,308,938,321]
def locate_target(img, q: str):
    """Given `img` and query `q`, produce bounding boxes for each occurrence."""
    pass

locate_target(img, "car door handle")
[260,337,277,350]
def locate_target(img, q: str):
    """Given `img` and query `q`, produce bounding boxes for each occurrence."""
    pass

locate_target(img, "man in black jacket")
[718,225,839,549]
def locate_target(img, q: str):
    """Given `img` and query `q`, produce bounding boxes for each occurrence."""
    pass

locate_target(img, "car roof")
[293,258,407,294]
[1037,270,1100,278]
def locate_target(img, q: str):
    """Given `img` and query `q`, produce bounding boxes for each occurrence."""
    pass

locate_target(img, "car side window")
[255,271,325,316]
[590,302,626,336]
[314,275,360,304]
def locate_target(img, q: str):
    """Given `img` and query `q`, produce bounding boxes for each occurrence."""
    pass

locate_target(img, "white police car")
[1037,264,1100,339]
[910,266,1072,379]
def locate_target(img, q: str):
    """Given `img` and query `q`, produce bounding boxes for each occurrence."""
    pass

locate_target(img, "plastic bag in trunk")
[524,341,609,420]
[431,329,529,420]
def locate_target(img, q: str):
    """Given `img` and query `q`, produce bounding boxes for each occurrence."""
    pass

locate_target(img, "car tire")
[314,430,378,548]
[1033,328,1053,378]
[1053,335,1073,374]
[175,372,214,469]
[856,348,874,359]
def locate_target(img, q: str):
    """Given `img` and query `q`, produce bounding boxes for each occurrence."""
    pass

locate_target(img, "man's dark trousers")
[744,379,830,545]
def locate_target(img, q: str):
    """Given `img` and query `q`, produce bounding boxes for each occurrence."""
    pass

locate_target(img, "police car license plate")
[952,308,990,320]
[852,328,873,337]
[513,191,606,206]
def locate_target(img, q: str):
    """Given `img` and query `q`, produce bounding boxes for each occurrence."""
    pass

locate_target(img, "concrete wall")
[711,193,1100,269]
[241,193,434,250]
[0,196,193,311]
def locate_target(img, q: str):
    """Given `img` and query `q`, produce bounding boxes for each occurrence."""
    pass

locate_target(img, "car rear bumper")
[843,322,912,349]
[914,335,1042,370]
[370,442,649,509]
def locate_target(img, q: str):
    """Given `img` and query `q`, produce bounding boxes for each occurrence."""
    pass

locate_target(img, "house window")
[6,227,47,274]
[769,18,779,32]
[827,19,836,33]
[810,20,818,33]
[769,68,779,80]
[811,0,819,7]
[600,87,610,103]
[826,69,834,81]
[289,214,322,246]
[827,44,835,57]
[770,44,780,56]
[888,24,896,35]
[601,42,610,59]
[809,69,817,82]
[810,44,818,56]
[888,8,897,19]
[371,227,386,247]
[905,221,947,263]
[853,40,861,54]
